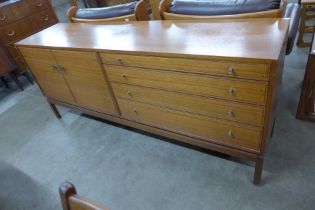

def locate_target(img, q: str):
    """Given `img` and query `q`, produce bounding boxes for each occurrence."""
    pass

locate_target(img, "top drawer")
[100,53,270,81]
[0,6,15,27]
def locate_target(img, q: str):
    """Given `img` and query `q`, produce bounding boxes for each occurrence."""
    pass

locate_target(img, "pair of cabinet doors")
[19,48,117,115]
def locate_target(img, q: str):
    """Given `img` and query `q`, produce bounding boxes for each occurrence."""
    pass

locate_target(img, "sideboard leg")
[48,102,62,119]
[253,157,264,185]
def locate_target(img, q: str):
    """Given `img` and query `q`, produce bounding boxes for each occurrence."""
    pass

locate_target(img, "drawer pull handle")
[43,15,49,21]
[127,91,133,97]
[0,15,6,21]
[37,0,43,7]
[227,87,234,96]
[51,64,58,71]
[7,30,15,36]
[116,58,123,65]
[51,65,65,73]
[133,108,138,114]
[228,110,234,118]
[227,67,234,76]
[228,131,234,138]
[122,74,127,80]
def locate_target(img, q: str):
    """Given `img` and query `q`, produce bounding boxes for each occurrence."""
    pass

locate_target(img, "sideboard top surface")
[16,19,289,61]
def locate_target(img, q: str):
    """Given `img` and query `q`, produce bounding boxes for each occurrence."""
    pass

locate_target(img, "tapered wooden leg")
[48,102,62,119]
[1,76,9,88]
[9,71,23,91]
[253,157,264,185]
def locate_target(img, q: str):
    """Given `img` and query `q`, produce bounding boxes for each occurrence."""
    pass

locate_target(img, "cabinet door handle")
[51,64,58,71]
[7,30,15,36]
[0,15,6,21]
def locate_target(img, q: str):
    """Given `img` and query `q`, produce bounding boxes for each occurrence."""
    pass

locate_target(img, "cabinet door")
[19,47,75,104]
[52,50,117,115]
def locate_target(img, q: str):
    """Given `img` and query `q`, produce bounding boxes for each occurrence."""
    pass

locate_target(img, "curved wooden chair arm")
[135,0,151,21]
[59,182,110,210]
[67,6,79,23]
[159,0,171,20]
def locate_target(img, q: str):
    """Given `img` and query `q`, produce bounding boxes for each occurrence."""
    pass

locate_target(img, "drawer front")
[10,0,31,20]
[0,6,15,27]
[107,66,268,105]
[30,9,57,32]
[27,0,49,13]
[119,99,262,151]
[112,83,265,125]
[101,53,269,80]
[0,21,24,43]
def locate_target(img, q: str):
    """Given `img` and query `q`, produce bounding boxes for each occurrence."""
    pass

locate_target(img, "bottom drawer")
[118,99,262,152]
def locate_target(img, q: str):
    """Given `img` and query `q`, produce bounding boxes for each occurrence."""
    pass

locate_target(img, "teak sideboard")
[16,20,289,185]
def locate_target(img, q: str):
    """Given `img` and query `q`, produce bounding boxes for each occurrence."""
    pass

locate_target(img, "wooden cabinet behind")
[0,0,58,72]
[19,48,118,115]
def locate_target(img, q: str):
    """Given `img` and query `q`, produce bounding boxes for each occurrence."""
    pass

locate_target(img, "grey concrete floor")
[1,2,315,210]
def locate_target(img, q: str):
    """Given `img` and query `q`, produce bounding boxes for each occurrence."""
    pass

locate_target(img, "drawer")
[10,0,30,19]
[0,6,15,27]
[106,66,268,105]
[112,83,265,125]
[30,9,57,32]
[26,0,49,12]
[101,53,270,80]
[0,21,24,43]
[118,99,262,151]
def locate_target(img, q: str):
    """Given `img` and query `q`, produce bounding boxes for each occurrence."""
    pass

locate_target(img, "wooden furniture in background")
[159,0,300,55]
[297,0,315,47]
[0,0,58,77]
[0,44,23,90]
[59,182,110,210]
[68,0,150,23]
[84,0,134,8]
[296,33,315,122]
[17,20,289,185]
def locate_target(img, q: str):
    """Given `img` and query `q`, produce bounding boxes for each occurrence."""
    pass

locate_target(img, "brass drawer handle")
[228,110,234,118]
[116,58,123,65]
[37,0,43,7]
[122,74,127,80]
[7,30,15,36]
[227,67,234,76]
[127,91,133,97]
[227,87,234,96]
[43,15,49,21]
[0,14,6,21]
[228,131,234,138]
[51,64,65,73]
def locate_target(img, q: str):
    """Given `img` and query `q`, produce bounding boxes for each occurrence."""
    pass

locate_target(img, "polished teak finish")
[0,0,58,72]
[17,20,289,185]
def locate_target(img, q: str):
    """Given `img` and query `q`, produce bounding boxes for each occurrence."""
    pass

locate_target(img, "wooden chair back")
[59,182,110,210]
[159,0,287,20]
[68,0,150,23]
